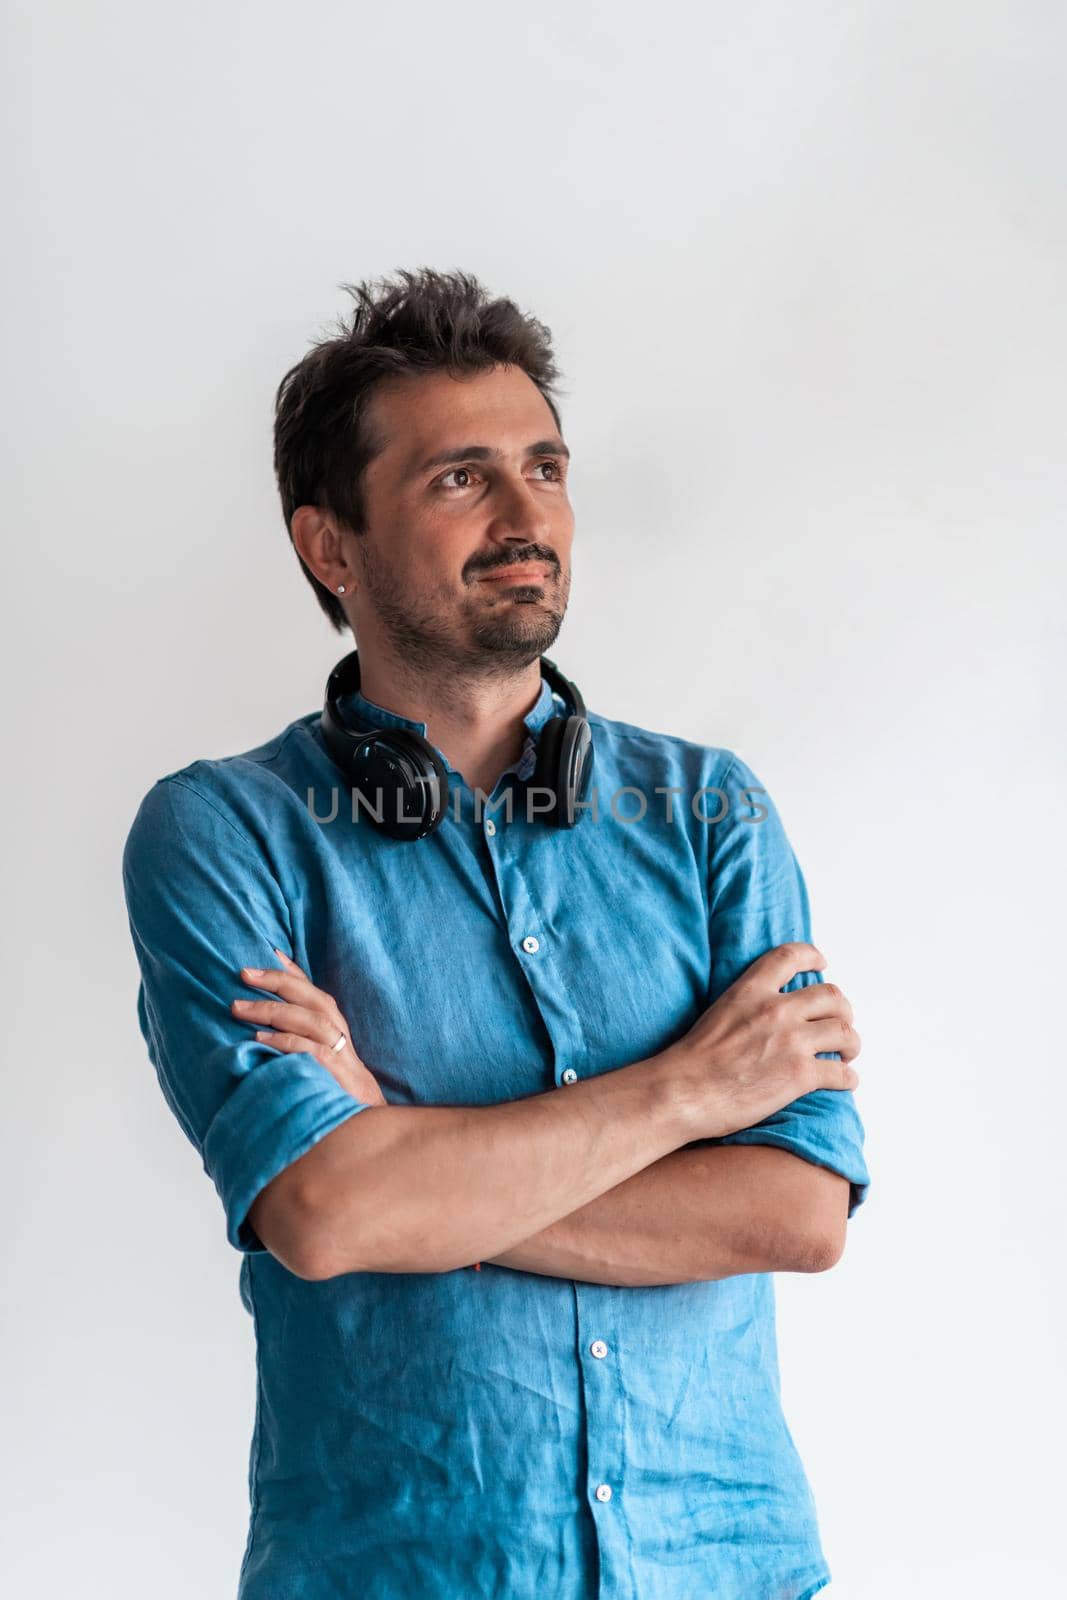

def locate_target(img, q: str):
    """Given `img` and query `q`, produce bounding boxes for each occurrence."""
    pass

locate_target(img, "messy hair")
[273,267,565,632]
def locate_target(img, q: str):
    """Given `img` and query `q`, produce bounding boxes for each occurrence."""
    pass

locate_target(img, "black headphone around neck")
[318,649,595,841]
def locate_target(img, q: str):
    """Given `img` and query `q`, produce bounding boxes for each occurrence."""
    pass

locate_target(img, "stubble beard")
[354,539,570,678]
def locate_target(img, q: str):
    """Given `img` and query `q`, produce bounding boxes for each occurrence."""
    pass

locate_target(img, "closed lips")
[479,563,553,581]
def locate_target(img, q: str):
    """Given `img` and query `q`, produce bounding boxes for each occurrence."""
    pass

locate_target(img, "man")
[122,266,869,1600]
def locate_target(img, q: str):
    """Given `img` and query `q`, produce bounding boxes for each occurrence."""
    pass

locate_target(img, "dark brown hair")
[273,266,566,632]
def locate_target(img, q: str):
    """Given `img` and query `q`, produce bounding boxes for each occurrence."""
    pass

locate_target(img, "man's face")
[349,363,574,673]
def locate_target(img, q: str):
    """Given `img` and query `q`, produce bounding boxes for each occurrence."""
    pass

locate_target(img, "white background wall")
[5,2,1064,1594]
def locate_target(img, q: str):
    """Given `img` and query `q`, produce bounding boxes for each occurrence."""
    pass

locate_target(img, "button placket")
[500,858,596,1095]
[573,1283,628,1589]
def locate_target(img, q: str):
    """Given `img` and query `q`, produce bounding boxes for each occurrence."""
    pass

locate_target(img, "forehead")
[367,365,560,479]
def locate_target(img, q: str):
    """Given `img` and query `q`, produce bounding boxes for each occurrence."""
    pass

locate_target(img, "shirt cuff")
[202,1051,375,1253]
[713,1090,871,1219]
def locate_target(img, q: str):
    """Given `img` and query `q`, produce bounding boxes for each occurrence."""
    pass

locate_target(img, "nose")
[485,471,553,548]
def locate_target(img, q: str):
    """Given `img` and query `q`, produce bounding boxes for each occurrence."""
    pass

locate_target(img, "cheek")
[553,504,576,547]
[426,525,481,582]
[377,519,448,582]
[406,538,468,599]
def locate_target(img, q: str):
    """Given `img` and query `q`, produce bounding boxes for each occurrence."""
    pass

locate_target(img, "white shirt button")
[521,935,540,953]
[485,819,496,837]
[561,1068,578,1084]
[595,1483,613,1503]
[590,1339,608,1359]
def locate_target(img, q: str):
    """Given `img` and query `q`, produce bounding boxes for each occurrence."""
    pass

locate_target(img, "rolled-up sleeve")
[121,774,374,1254]
[705,752,871,1219]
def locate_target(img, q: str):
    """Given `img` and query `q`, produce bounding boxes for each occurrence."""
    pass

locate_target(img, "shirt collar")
[334,672,561,783]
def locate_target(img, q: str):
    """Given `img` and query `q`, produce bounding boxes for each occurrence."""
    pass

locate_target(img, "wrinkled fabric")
[121,671,870,1600]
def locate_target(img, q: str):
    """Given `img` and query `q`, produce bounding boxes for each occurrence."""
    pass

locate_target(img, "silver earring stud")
[336,584,346,594]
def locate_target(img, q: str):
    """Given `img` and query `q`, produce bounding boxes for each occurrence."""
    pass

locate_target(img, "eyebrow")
[413,438,571,476]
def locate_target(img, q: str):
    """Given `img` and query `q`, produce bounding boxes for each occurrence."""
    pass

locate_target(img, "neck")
[355,640,545,796]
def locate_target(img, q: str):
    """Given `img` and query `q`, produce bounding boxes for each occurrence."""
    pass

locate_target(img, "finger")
[805,1017,862,1062]
[781,981,853,1026]
[745,941,827,996]
[254,1029,324,1056]
[816,1057,860,1091]
[256,1028,387,1105]
[238,965,344,1027]
[254,1026,349,1064]
[234,997,346,1050]
[255,1024,362,1077]
[239,966,315,1002]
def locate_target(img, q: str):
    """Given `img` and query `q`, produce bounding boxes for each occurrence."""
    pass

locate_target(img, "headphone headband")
[318,650,594,841]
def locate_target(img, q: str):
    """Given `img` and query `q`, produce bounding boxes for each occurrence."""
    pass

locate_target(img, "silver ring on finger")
[331,1031,347,1053]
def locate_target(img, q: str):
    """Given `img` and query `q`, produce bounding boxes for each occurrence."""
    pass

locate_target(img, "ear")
[291,506,352,595]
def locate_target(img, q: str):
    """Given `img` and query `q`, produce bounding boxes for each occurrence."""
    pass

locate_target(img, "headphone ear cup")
[529,714,595,828]
[555,715,594,827]
[348,727,450,841]
[530,715,566,824]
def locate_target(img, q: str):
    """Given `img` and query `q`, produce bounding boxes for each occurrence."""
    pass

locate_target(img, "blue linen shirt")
[121,669,870,1600]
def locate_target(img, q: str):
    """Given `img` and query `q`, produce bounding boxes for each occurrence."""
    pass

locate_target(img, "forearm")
[485,1143,828,1286]
[300,1051,703,1278]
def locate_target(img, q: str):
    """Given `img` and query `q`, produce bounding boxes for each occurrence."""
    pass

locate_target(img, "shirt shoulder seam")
[159,773,262,858]
[256,720,311,768]
[718,750,740,788]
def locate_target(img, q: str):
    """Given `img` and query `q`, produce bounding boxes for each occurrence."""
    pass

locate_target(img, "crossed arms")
[483,1143,850,1285]
[250,1087,851,1288]
[124,774,865,1289]
[244,951,855,1288]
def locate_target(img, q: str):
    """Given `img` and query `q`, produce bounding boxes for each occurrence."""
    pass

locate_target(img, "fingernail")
[241,967,263,977]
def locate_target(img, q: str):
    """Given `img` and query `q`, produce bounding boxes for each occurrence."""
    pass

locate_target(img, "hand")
[231,949,388,1107]
[666,942,861,1140]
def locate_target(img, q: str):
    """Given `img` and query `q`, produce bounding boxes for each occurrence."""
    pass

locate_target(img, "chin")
[470,612,564,656]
